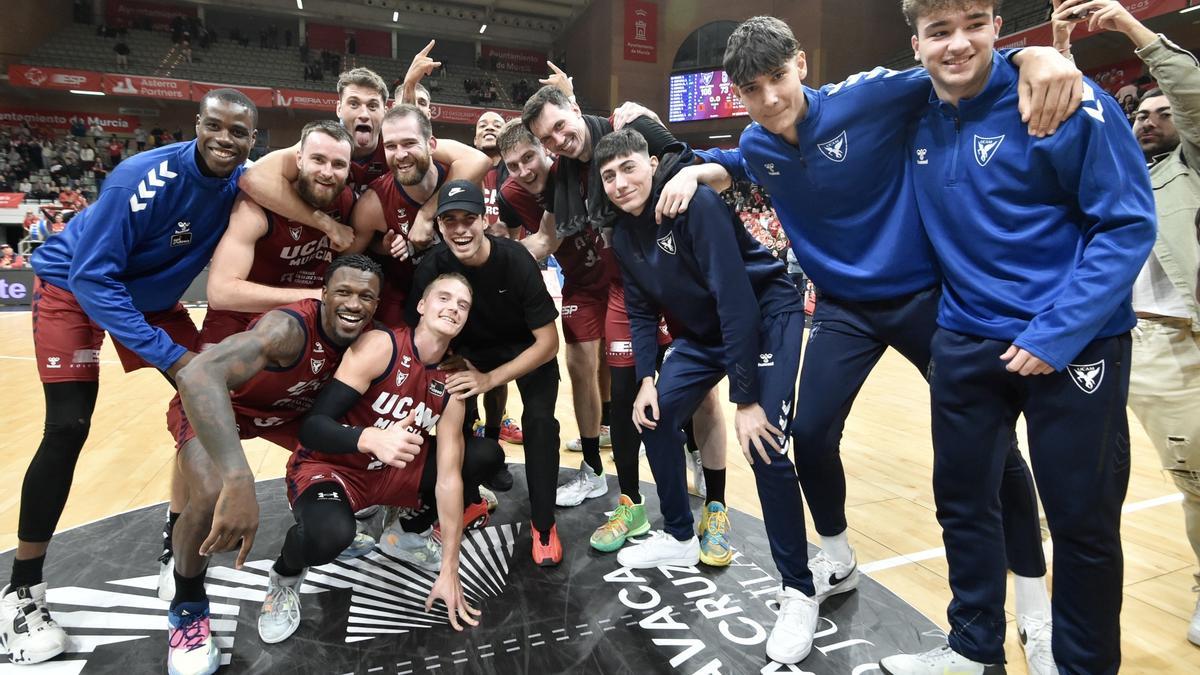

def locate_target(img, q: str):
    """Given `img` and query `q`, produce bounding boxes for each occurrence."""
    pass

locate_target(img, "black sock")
[171,568,207,607]
[167,511,181,530]
[10,555,45,589]
[484,425,501,440]
[581,437,603,474]
[272,557,304,579]
[600,401,611,427]
[703,467,726,506]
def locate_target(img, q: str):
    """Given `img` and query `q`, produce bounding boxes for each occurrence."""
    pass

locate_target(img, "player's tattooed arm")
[238,142,354,251]
[177,310,306,567]
[425,397,481,631]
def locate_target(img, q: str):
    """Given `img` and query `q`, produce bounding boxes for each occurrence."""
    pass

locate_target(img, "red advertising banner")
[306,23,390,58]
[997,0,1186,48]
[276,89,340,111]
[0,194,26,209]
[103,74,191,100]
[428,104,520,126]
[480,45,546,74]
[8,65,103,92]
[0,107,140,133]
[190,81,275,108]
[106,0,196,30]
[623,0,658,63]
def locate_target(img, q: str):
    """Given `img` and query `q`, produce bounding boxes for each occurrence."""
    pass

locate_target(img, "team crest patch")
[429,379,446,397]
[973,134,1005,167]
[1067,360,1104,394]
[310,358,325,374]
[289,226,303,241]
[657,232,676,255]
[818,130,848,162]
[396,371,408,387]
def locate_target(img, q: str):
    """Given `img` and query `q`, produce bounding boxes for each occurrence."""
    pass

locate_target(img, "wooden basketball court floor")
[0,305,1197,673]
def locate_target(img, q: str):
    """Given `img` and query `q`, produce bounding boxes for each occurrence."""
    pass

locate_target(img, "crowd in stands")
[464,77,498,105]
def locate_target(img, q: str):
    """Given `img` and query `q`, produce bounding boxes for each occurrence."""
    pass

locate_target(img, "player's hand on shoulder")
[656,166,701,224]
[358,410,423,468]
[317,211,355,252]
[446,359,493,400]
[408,214,436,252]
[612,101,662,130]
[382,230,412,260]
[1015,45,1083,138]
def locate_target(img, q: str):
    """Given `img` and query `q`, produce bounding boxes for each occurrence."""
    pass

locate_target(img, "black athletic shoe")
[485,463,514,492]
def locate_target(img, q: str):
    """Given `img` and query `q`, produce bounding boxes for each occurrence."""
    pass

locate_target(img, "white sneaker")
[479,485,499,512]
[566,426,613,451]
[688,450,706,497]
[766,586,819,664]
[0,583,67,664]
[879,645,998,674]
[556,462,608,507]
[158,556,176,603]
[1017,611,1056,674]
[257,568,304,644]
[167,600,220,675]
[616,531,700,569]
[1190,587,1200,647]
[809,550,859,602]
[379,525,442,571]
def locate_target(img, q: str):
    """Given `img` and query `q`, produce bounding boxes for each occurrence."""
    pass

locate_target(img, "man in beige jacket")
[1056,0,1200,648]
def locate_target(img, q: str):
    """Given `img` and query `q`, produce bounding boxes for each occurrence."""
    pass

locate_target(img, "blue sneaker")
[167,601,219,675]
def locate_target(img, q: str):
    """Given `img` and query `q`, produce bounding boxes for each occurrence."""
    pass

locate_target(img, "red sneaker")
[432,499,491,543]
[499,417,524,444]
[531,523,562,567]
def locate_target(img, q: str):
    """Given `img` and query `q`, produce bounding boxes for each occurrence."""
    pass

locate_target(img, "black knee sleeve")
[609,366,641,499]
[18,382,98,542]
[280,482,356,569]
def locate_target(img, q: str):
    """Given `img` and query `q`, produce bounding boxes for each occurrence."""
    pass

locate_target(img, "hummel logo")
[758,353,774,367]
[916,148,929,165]
[764,162,781,176]
[448,187,466,197]
[129,160,178,212]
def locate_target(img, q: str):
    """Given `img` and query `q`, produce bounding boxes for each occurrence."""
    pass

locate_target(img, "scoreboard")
[668,68,748,123]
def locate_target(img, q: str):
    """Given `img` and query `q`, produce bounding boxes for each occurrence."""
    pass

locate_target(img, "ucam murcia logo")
[129,160,178,213]
[1068,360,1105,394]
[916,148,929,165]
[289,226,303,241]
[817,130,848,163]
[763,162,781,176]
[395,370,408,387]
[310,358,325,374]
[973,134,1005,167]
[657,232,677,255]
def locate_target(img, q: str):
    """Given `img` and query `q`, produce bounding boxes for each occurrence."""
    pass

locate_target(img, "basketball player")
[165,255,382,675]
[879,2,1155,674]
[257,272,496,644]
[407,180,563,565]
[0,90,257,666]
[596,130,813,664]
[657,16,1083,672]
[346,104,445,328]
[522,86,733,562]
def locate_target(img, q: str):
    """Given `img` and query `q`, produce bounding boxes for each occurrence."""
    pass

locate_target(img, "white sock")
[1013,574,1051,617]
[819,531,854,565]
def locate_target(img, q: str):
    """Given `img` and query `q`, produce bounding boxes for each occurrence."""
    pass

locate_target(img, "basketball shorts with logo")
[32,276,200,383]
[605,282,670,368]
[165,393,300,452]
[286,449,428,513]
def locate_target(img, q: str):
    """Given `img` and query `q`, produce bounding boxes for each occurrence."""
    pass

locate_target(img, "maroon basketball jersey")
[229,298,345,430]
[202,189,355,342]
[297,325,450,484]
[499,175,615,297]
[366,166,446,307]
[482,165,501,226]
[349,141,388,195]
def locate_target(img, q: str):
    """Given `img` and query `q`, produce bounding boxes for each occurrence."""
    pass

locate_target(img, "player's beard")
[297,171,340,209]
[394,149,432,186]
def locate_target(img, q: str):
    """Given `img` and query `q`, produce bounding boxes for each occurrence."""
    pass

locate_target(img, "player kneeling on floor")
[258,273,499,645]
[597,129,820,664]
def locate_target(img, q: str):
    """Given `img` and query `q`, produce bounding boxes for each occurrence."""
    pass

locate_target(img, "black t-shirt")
[407,235,558,372]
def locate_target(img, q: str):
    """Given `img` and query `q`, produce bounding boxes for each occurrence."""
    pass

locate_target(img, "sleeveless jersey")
[481,163,508,227]
[201,187,355,342]
[499,174,616,297]
[366,164,447,309]
[228,298,345,430]
[349,141,388,195]
[295,325,450,491]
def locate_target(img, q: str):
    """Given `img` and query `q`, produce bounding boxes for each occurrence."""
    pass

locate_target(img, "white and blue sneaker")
[167,600,220,675]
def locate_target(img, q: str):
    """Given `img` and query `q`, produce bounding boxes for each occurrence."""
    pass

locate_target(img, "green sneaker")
[590,494,650,552]
[698,501,733,566]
